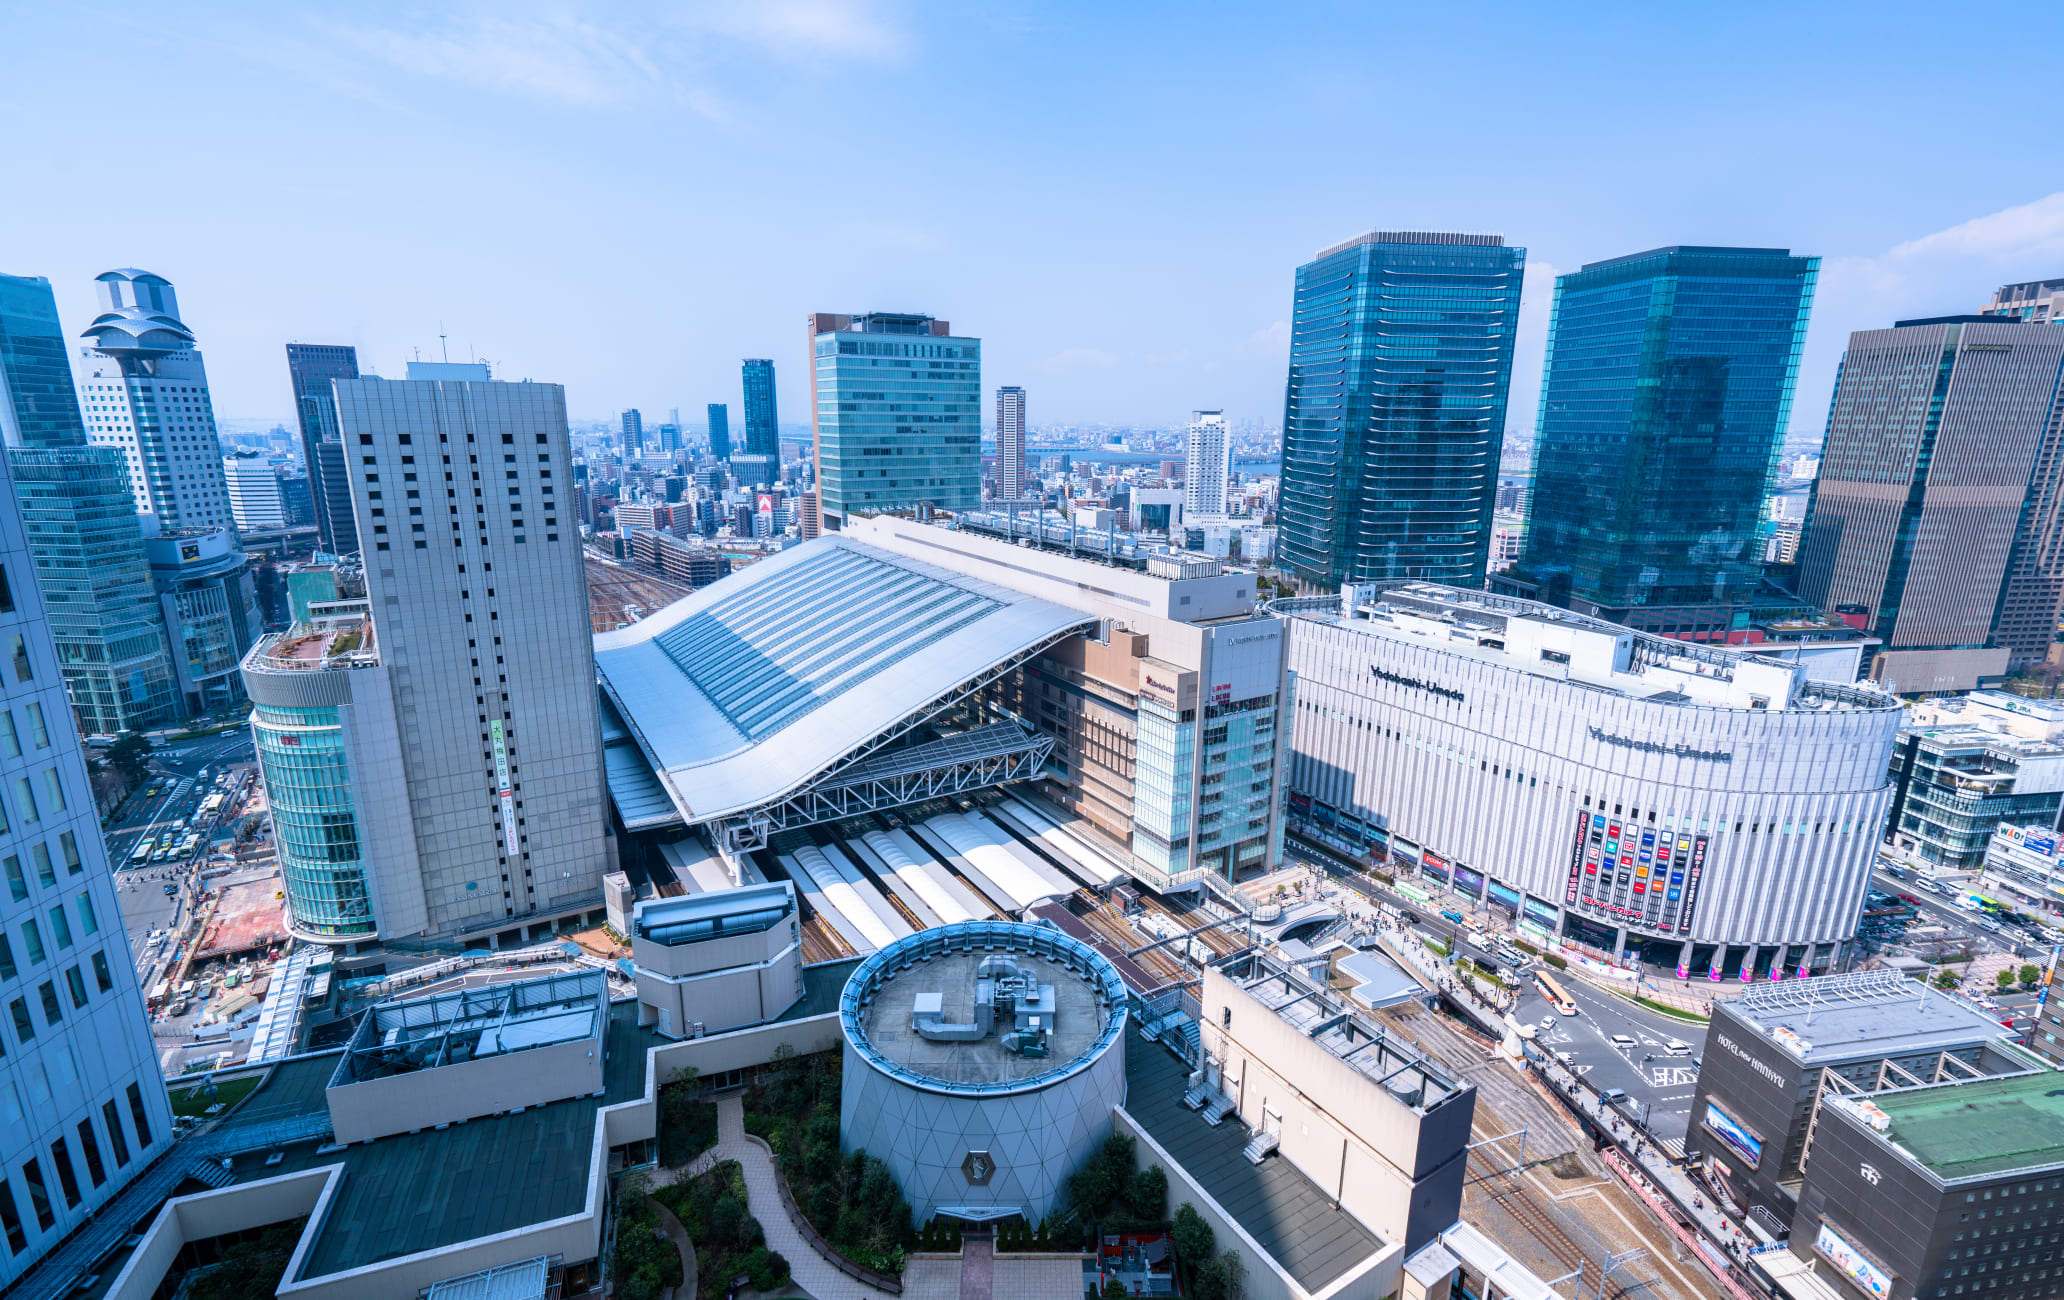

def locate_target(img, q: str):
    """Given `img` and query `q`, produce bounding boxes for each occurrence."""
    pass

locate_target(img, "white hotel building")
[1277,583,1903,980]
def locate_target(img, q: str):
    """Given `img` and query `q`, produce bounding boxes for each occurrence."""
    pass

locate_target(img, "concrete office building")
[1798,317,2064,690]
[332,362,614,941]
[809,312,981,523]
[0,273,179,733]
[631,880,804,1038]
[619,408,643,458]
[75,269,235,532]
[284,343,361,555]
[840,921,1130,1226]
[222,451,286,532]
[1183,409,1230,518]
[706,402,730,460]
[1275,582,1902,977]
[1883,727,2064,872]
[1515,247,1818,640]
[1687,971,2028,1233]
[145,525,258,717]
[0,443,175,1292]
[1981,276,2064,323]
[1277,231,1525,592]
[741,357,779,458]
[995,385,1027,500]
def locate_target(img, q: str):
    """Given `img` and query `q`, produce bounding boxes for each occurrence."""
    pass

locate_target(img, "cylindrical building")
[1276,584,1903,979]
[241,612,388,942]
[839,921,1128,1226]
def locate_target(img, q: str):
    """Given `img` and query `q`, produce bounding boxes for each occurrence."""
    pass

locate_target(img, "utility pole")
[1597,1247,1646,1300]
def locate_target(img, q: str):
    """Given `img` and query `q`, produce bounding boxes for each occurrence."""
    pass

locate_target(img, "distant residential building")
[0,445,175,1291]
[0,272,179,733]
[283,342,361,554]
[276,470,315,529]
[798,489,821,540]
[808,313,980,524]
[1798,316,2064,692]
[654,422,682,455]
[328,366,614,940]
[1980,277,2064,323]
[1182,409,1230,518]
[222,451,286,531]
[995,386,1027,499]
[1517,247,1818,640]
[628,529,731,588]
[742,358,779,457]
[1278,231,1525,591]
[706,402,730,460]
[75,269,236,531]
[620,408,643,458]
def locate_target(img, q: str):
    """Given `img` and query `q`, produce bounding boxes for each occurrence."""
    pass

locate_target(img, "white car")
[1664,1039,1693,1056]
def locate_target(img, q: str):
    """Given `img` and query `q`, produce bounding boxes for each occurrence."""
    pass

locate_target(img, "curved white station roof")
[595,536,1095,825]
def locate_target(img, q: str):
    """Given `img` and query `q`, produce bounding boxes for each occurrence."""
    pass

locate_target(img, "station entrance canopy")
[596,537,1094,849]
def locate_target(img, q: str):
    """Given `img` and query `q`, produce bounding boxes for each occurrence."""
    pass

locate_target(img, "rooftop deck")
[1722,969,2013,1065]
[1839,1070,2064,1182]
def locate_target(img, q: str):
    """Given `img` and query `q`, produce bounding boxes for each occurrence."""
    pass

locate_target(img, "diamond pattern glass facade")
[1278,233,1525,591]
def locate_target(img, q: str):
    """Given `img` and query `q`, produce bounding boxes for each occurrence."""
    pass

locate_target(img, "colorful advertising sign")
[1453,865,1486,896]
[1524,895,1560,930]
[1678,834,1709,935]
[1813,1224,1892,1300]
[1701,1102,1763,1169]
[1488,881,1522,913]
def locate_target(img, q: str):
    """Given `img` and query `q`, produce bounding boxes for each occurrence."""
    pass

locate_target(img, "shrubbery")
[612,1193,684,1300]
[182,1219,306,1300]
[1171,1203,1247,1300]
[744,1044,911,1275]
[649,1160,790,1299]
[658,1065,718,1167]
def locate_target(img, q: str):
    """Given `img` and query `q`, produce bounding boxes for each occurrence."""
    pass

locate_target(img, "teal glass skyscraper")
[741,358,778,457]
[1515,248,1817,639]
[808,313,980,524]
[1277,231,1526,590]
[0,274,177,734]
[707,402,731,460]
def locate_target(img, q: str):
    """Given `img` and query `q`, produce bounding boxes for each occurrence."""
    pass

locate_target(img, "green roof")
[1868,1072,2064,1181]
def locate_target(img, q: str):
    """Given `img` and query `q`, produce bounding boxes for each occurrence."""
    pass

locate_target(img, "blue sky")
[5,1,2062,438]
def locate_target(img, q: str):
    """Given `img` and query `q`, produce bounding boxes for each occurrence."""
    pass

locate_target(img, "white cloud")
[319,12,667,108]
[1886,192,2064,263]
[689,0,907,63]
[1239,320,1289,356]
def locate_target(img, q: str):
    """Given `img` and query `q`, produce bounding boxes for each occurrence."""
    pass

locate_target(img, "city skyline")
[3,5,2060,438]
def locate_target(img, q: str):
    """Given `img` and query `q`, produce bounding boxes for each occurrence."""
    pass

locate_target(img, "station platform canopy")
[596,536,1096,840]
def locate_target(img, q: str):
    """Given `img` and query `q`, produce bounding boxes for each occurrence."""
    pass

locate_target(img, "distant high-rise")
[0,437,175,1292]
[707,403,731,460]
[808,313,980,524]
[1798,316,2064,692]
[655,422,682,455]
[222,451,286,531]
[0,273,178,733]
[1278,231,1525,591]
[330,364,613,938]
[284,343,361,554]
[995,386,1027,499]
[620,408,643,458]
[1518,246,1818,640]
[798,489,822,540]
[1981,278,2064,324]
[1183,410,1230,518]
[75,269,235,532]
[742,358,778,458]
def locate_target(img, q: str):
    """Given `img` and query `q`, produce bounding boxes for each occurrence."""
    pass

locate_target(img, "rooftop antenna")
[439,322,449,363]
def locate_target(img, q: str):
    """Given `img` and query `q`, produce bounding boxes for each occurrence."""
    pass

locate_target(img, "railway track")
[1481,1167,1600,1294]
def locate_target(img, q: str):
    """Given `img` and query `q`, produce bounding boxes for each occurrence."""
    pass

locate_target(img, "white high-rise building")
[75,269,235,532]
[995,386,1027,499]
[0,449,173,1288]
[1183,409,1230,518]
[221,452,286,532]
[331,362,615,939]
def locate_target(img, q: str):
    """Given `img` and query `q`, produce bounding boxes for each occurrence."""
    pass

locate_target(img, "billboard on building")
[1813,1223,1892,1300]
[1701,1101,1763,1169]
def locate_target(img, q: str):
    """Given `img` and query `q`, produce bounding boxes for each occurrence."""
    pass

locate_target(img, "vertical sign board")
[1565,809,1587,905]
[490,719,519,857]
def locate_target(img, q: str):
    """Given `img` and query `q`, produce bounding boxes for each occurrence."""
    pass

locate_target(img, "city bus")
[1535,970,1578,1016]
[129,838,155,865]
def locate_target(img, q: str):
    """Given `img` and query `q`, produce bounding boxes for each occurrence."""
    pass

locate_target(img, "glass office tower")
[1518,247,1818,638]
[742,358,779,458]
[1277,231,1525,591]
[284,343,360,556]
[808,314,981,523]
[707,403,731,460]
[0,274,177,734]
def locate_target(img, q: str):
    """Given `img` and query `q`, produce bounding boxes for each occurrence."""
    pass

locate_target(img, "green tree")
[108,731,153,782]
[1172,1202,1215,1271]
[1217,1249,1247,1300]
[2021,963,2043,988]
[1935,969,1961,990]
[1129,1164,1168,1219]
[1102,1278,1131,1299]
[1998,968,2021,990]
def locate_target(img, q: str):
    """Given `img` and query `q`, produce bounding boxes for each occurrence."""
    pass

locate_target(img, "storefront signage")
[1586,726,1732,763]
[1454,865,1486,896]
[1524,895,1560,930]
[1565,810,1588,905]
[1813,1224,1892,1300]
[1371,665,1464,704]
[491,719,519,857]
[1678,835,1709,933]
[1701,1101,1763,1170]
